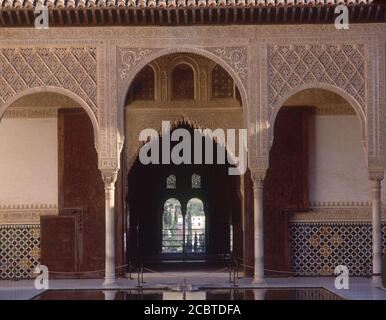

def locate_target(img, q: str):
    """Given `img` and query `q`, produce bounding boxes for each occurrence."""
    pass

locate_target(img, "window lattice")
[212,65,234,98]
[166,174,176,189]
[172,64,194,100]
[132,65,155,101]
[192,174,201,189]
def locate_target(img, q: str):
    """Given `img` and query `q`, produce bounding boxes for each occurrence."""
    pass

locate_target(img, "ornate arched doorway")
[120,53,245,270]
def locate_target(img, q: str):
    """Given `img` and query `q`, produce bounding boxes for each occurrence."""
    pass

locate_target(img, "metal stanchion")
[235,259,239,285]
[232,265,238,287]
[136,265,142,288]
[141,264,145,284]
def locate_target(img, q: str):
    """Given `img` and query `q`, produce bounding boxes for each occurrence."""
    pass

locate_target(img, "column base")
[371,275,382,288]
[252,276,266,285]
[103,277,118,288]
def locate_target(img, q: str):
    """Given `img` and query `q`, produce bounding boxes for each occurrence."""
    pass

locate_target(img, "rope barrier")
[239,262,296,275]
[40,258,296,277]
[46,264,130,275]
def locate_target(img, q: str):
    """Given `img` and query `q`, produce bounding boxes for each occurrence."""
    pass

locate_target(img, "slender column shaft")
[102,171,118,287]
[371,178,382,276]
[252,175,264,283]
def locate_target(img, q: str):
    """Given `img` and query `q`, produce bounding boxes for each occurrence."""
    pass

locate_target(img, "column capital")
[250,169,266,187]
[368,168,384,181]
[101,169,118,186]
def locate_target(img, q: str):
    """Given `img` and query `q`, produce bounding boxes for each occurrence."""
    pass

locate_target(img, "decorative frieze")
[291,202,386,222]
[3,107,58,119]
[0,204,58,225]
[312,104,356,116]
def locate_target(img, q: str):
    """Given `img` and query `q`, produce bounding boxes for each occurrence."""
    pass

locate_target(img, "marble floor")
[0,273,385,300]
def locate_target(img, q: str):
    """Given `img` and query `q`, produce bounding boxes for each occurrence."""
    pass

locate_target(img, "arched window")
[131,65,155,101]
[162,198,183,253]
[185,198,205,254]
[166,174,176,189]
[172,64,194,100]
[191,173,201,189]
[212,65,234,98]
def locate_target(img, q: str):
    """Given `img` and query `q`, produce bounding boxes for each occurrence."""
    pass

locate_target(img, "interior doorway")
[125,125,242,269]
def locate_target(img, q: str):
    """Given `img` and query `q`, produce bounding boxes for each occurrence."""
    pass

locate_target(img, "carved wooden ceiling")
[0,0,384,27]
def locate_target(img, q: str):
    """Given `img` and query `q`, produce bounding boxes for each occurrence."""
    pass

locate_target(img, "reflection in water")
[103,290,117,300]
[34,288,342,300]
[253,289,267,300]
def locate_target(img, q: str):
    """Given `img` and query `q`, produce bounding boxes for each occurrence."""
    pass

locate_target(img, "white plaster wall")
[308,115,385,203]
[0,118,58,205]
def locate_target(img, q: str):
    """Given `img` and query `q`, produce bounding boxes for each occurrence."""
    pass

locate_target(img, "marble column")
[251,171,265,284]
[369,169,384,279]
[102,170,118,287]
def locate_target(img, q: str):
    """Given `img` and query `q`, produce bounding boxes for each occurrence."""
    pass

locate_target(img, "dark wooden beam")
[15,10,22,25]
[366,4,372,20]
[358,6,364,20]
[291,6,296,23]
[124,8,130,24]
[91,8,97,25]
[24,9,31,25]
[133,8,138,24]
[0,11,6,26]
[374,5,381,21]
[7,10,15,26]
[75,9,80,25]
[107,8,113,25]
[307,6,313,23]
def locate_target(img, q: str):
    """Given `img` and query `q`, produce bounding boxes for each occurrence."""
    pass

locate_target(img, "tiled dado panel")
[0,224,40,279]
[290,222,386,276]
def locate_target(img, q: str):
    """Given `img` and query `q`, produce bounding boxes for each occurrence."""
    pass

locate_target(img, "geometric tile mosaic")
[290,222,386,276]
[1,222,384,279]
[0,224,40,279]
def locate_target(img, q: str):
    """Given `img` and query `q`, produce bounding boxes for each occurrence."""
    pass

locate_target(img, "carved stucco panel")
[118,47,154,87]
[0,47,98,116]
[205,47,248,84]
[267,43,366,119]
[368,41,386,168]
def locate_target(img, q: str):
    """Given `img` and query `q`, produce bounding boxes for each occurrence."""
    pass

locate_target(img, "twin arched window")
[162,198,205,254]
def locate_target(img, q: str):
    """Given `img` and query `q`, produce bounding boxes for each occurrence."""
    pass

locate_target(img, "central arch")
[117,47,249,138]
[120,51,247,271]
